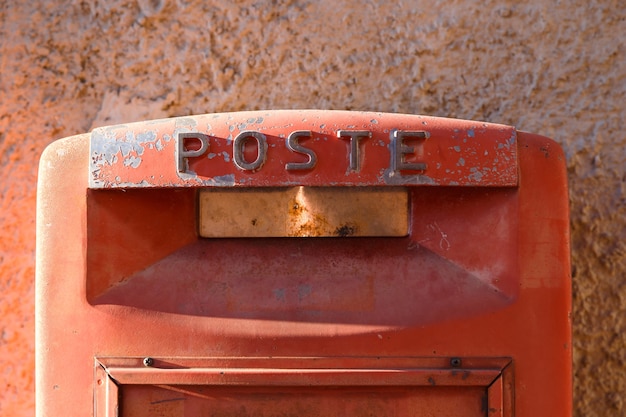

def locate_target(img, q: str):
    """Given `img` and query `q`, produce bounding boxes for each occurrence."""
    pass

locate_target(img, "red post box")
[36,110,571,416]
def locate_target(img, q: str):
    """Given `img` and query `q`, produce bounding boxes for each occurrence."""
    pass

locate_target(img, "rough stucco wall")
[0,0,624,415]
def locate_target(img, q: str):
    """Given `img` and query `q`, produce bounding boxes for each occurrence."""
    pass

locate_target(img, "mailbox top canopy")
[89,110,518,189]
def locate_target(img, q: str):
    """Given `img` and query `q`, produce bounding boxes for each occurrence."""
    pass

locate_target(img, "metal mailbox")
[36,110,571,416]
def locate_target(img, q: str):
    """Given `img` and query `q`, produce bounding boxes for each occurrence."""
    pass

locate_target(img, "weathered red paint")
[36,111,571,417]
[89,110,518,188]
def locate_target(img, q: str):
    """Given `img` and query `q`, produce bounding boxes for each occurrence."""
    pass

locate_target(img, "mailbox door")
[36,111,571,417]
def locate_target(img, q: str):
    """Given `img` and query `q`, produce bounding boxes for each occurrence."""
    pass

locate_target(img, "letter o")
[233,131,268,171]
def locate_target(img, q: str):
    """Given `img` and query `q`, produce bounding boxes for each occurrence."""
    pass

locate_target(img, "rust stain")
[334,223,359,237]
[287,198,332,237]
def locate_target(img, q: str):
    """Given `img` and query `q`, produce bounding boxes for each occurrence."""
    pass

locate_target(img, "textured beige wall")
[1,1,624,415]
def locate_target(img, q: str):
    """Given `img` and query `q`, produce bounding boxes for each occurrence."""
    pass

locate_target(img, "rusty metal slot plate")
[198,186,408,238]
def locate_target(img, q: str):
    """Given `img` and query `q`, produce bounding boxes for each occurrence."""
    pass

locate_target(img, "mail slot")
[36,110,571,416]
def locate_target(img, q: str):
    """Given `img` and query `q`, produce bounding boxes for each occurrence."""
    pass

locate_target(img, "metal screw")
[143,357,154,367]
[450,357,462,368]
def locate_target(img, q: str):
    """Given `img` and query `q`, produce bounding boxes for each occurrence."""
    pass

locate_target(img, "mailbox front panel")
[36,111,571,417]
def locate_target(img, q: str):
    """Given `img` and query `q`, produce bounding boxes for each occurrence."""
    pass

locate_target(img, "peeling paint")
[174,117,197,128]
[382,168,437,185]
[137,131,157,143]
[468,167,484,182]
[207,174,236,186]
[123,155,141,168]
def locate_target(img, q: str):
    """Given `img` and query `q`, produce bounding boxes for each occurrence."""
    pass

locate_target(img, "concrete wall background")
[1,0,624,415]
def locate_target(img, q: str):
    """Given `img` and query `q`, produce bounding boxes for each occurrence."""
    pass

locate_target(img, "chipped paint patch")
[468,167,484,182]
[123,155,142,168]
[205,174,236,186]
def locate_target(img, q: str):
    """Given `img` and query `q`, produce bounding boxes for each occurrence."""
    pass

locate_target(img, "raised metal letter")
[177,133,210,173]
[337,130,372,172]
[233,131,268,171]
[391,130,429,172]
[285,130,317,170]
